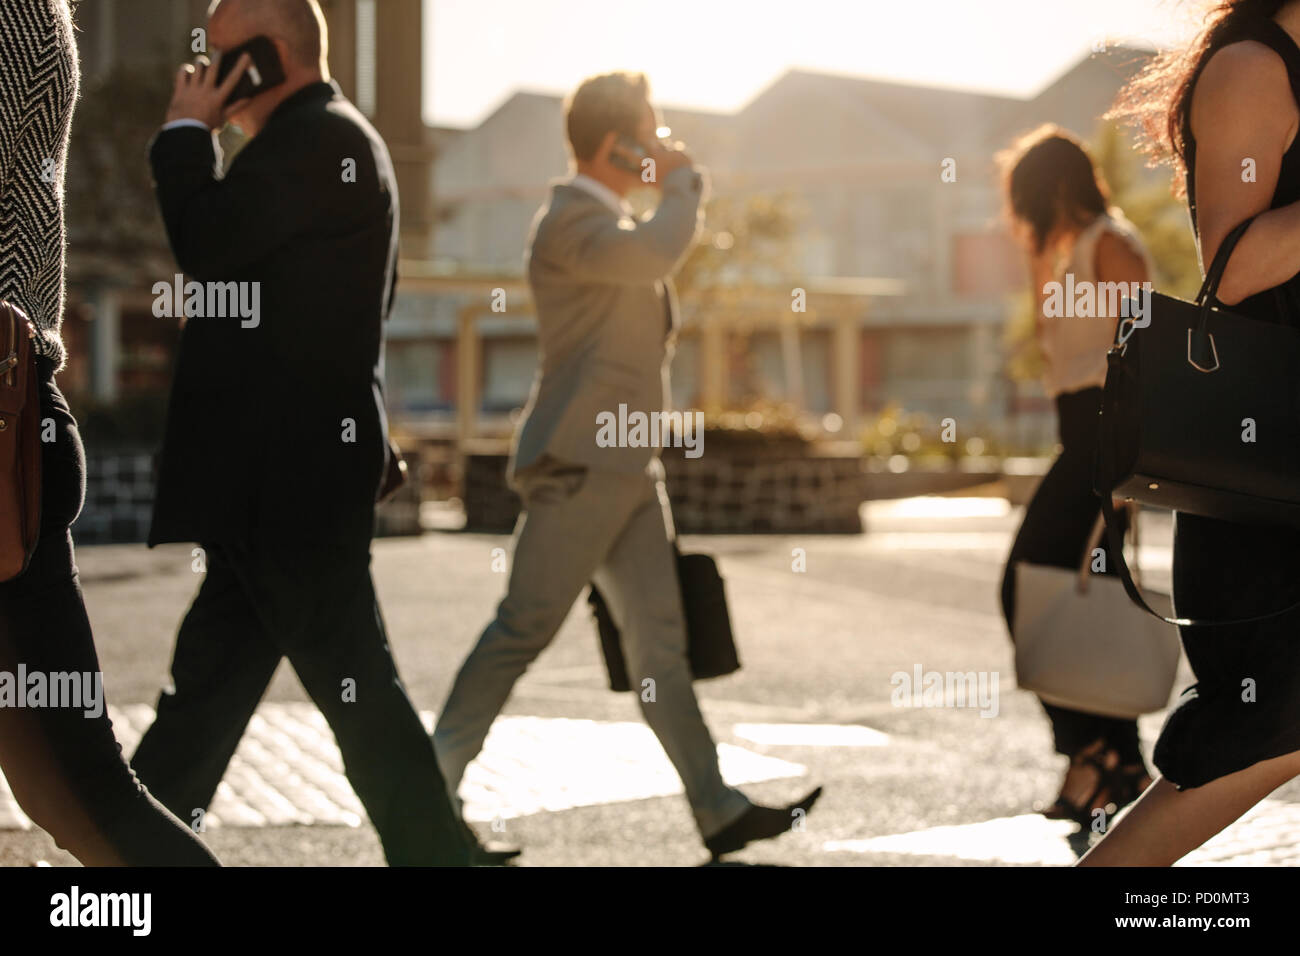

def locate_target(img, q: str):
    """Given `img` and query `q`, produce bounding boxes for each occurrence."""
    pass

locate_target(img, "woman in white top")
[998,124,1156,827]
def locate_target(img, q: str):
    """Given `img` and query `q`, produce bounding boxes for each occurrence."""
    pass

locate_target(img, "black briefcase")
[1095,214,1300,625]
[587,547,741,692]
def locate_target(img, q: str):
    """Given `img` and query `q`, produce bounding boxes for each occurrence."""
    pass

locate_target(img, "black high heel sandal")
[1042,745,1151,828]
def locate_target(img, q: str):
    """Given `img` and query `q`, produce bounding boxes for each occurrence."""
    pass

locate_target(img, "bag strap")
[2,303,18,387]
[1075,502,1140,594]
[1196,216,1255,306]
[1187,216,1256,370]
[1,301,36,399]
[1095,492,1300,627]
[1075,515,1104,593]
[1096,490,1185,625]
[1096,348,1300,627]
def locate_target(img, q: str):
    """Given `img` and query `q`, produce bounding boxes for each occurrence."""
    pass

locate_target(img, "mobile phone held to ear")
[608,135,649,175]
[215,35,286,105]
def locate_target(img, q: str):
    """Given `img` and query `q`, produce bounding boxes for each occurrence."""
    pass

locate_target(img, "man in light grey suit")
[434,72,820,860]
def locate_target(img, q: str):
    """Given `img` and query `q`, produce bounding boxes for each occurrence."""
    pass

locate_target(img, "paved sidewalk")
[4,497,1300,866]
[4,697,1295,865]
[0,703,806,831]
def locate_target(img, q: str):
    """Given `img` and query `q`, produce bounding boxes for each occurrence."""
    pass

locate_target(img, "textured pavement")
[4,496,1300,867]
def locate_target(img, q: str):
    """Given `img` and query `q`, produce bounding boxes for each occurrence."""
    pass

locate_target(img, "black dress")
[1001,387,1142,764]
[1154,16,1300,788]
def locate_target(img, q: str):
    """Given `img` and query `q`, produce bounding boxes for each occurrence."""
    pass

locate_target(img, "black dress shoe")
[458,817,521,865]
[703,786,823,859]
[471,841,523,866]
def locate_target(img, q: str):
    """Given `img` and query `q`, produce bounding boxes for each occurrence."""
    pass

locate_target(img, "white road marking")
[865,498,1012,520]
[822,798,1300,867]
[733,723,890,747]
[0,704,807,831]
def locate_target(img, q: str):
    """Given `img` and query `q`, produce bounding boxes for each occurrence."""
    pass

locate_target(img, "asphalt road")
[9,497,1290,867]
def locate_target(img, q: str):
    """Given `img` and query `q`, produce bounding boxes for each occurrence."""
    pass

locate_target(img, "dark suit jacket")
[147,80,398,548]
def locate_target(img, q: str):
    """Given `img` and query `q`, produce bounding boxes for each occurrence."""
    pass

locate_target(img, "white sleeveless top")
[1040,211,1154,399]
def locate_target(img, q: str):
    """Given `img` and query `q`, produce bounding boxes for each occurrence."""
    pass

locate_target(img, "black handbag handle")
[1096,488,1300,628]
[1188,216,1255,370]
[1098,212,1300,626]
[1195,216,1256,307]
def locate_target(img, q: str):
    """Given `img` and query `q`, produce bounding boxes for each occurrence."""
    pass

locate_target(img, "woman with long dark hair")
[0,0,219,865]
[1084,0,1300,865]
[998,125,1156,827]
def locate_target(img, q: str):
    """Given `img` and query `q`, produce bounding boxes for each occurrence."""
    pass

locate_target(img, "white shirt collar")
[569,173,631,217]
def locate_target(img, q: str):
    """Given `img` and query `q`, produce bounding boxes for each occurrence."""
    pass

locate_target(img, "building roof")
[993,44,1155,144]
[744,68,1022,153]
[434,47,1154,189]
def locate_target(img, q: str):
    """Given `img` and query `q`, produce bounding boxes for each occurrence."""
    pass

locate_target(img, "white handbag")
[1013,505,1181,719]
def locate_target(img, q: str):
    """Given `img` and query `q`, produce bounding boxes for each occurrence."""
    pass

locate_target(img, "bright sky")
[423,0,1206,128]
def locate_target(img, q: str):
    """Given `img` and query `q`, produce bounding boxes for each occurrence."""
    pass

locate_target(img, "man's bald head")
[208,0,328,71]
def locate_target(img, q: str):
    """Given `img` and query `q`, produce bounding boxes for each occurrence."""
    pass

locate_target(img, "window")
[386,340,447,413]
[481,339,537,412]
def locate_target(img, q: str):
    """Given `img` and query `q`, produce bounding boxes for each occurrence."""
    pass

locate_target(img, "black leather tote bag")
[1095,215,1300,625]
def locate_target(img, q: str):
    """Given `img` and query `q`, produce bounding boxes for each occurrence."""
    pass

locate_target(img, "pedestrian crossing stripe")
[5,702,1300,866]
[0,703,807,831]
[822,799,1300,867]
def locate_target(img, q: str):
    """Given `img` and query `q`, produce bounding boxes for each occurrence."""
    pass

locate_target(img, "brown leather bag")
[1,301,42,582]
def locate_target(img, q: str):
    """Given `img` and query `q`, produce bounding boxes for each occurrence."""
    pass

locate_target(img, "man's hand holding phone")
[164,51,253,129]
[648,140,692,186]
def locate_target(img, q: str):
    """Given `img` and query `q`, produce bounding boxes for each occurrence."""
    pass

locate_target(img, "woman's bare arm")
[1191,40,1300,304]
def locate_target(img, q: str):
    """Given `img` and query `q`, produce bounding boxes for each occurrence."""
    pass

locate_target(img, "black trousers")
[1000,386,1143,766]
[0,358,218,865]
[130,532,471,865]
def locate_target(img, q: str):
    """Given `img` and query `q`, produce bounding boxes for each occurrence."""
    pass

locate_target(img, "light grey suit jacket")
[509,164,707,483]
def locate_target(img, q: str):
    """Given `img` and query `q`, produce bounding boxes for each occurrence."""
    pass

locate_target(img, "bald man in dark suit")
[130,0,514,866]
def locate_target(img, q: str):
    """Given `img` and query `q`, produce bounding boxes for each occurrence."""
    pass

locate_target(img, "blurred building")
[64,0,440,401]
[413,46,1159,447]
[59,2,1158,452]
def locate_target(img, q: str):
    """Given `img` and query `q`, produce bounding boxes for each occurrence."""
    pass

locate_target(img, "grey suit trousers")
[434,455,751,837]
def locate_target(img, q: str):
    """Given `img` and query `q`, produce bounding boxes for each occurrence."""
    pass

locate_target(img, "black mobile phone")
[214,35,286,105]
[609,135,649,174]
